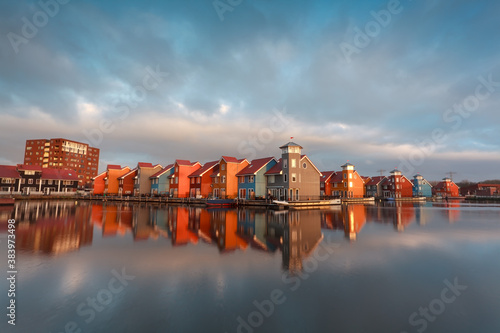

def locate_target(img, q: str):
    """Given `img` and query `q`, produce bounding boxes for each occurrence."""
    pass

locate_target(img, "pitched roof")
[236,157,276,176]
[209,165,220,177]
[265,159,282,175]
[92,171,107,180]
[107,165,122,170]
[150,164,174,178]
[175,159,196,166]
[330,172,343,183]
[320,171,336,183]
[137,162,153,168]
[220,156,247,164]
[41,169,79,181]
[300,155,322,175]
[189,161,218,177]
[119,168,138,179]
[0,165,20,179]
[279,142,303,149]
[366,176,386,186]
[341,162,355,168]
[16,164,42,171]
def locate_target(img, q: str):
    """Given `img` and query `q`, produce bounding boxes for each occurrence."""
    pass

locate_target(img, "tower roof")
[279,142,303,149]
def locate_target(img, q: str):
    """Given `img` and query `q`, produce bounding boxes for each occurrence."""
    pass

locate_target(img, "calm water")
[1,200,500,333]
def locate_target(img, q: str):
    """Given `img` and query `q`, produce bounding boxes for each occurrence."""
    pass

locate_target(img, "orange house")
[105,165,131,195]
[380,169,414,198]
[118,168,137,195]
[320,171,336,197]
[211,156,249,199]
[330,163,367,198]
[169,160,202,198]
[188,160,219,198]
[92,171,106,195]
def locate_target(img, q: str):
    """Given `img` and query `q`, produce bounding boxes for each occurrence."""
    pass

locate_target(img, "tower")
[279,141,302,201]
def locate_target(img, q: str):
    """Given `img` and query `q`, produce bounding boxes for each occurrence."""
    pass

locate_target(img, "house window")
[292,173,296,182]
[344,182,347,187]
[284,174,288,182]
[215,177,219,184]
[268,175,275,183]
[283,160,287,168]
[343,174,347,179]
[222,176,226,183]
[175,177,178,184]
[291,159,296,168]
[302,163,307,169]
[249,176,254,183]
[349,173,352,179]
[197,178,200,184]
[221,164,225,171]
[28,179,33,184]
[48,179,53,185]
[36,179,40,184]
[175,167,179,172]
[349,182,353,187]
[191,178,194,184]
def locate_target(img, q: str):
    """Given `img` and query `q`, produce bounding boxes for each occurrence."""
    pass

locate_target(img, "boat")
[272,199,341,208]
[206,198,236,208]
[0,198,15,205]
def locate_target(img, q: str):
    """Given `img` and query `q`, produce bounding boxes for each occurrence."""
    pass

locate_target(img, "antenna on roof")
[377,169,386,176]
[446,171,457,181]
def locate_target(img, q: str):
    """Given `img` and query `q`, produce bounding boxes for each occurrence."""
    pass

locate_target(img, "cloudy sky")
[1,0,499,181]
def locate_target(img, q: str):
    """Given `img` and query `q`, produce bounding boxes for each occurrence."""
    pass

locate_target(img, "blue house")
[412,174,433,197]
[150,164,174,195]
[236,157,277,199]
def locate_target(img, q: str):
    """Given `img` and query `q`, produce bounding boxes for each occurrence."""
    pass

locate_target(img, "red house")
[118,168,137,196]
[320,171,336,198]
[188,160,219,198]
[433,178,460,197]
[169,160,202,198]
[380,169,413,198]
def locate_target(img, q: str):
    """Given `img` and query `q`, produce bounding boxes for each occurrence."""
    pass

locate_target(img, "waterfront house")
[433,178,460,197]
[118,168,137,195]
[0,165,21,193]
[92,171,106,195]
[329,172,344,197]
[320,171,336,198]
[134,162,163,196]
[169,160,202,198]
[104,165,131,195]
[236,157,277,199]
[188,160,219,198]
[460,183,500,197]
[265,142,321,201]
[412,174,433,197]
[380,169,413,198]
[211,156,249,199]
[365,176,386,198]
[150,164,174,196]
[40,169,79,194]
[16,164,43,195]
[338,162,366,198]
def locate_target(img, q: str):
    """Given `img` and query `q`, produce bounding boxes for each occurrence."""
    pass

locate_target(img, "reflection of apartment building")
[24,138,99,188]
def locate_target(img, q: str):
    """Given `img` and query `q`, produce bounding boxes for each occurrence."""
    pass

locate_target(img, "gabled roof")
[220,156,248,164]
[0,165,20,179]
[175,159,198,166]
[300,155,322,175]
[330,172,343,183]
[279,142,303,149]
[41,169,79,181]
[320,171,336,183]
[107,165,122,170]
[150,164,174,178]
[119,168,138,179]
[16,164,42,171]
[366,176,386,186]
[265,159,282,175]
[137,162,153,168]
[189,161,218,177]
[236,157,276,176]
[434,180,458,189]
[361,176,371,183]
[92,171,107,180]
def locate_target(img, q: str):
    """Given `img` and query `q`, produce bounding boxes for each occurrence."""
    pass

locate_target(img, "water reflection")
[0,200,463,269]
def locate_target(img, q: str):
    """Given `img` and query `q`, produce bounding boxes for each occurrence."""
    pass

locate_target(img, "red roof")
[150,164,174,178]
[320,171,335,183]
[119,168,138,179]
[236,157,275,176]
[189,161,218,177]
[0,165,21,179]
[221,156,240,163]
[330,172,343,183]
[107,165,122,170]
[16,164,42,171]
[265,159,282,175]
[434,180,458,190]
[137,162,153,168]
[366,176,386,186]
[41,169,79,181]
[175,159,195,166]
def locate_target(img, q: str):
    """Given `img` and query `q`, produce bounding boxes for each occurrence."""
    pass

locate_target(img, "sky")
[1,0,499,182]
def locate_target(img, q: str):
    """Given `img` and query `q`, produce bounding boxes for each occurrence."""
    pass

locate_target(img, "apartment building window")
[249,176,254,183]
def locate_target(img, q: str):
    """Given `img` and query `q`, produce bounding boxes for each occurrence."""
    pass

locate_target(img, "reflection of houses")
[169,160,202,198]
[168,206,199,245]
[265,210,323,272]
[188,161,218,198]
[12,201,93,254]
[150,164,174,196]
[132,205,161,241]
[391,202,415,231]
[365,176,386,198]
[433,178,460,197]
[412,174,433,197]
[265,142,322,201]
[210,209,248,252]
[237,209,275,251]
[134,163,163,196]
[343,204,367,240]
[236,157,277,199]
[380,170,413,198]
[211,156,249,199]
